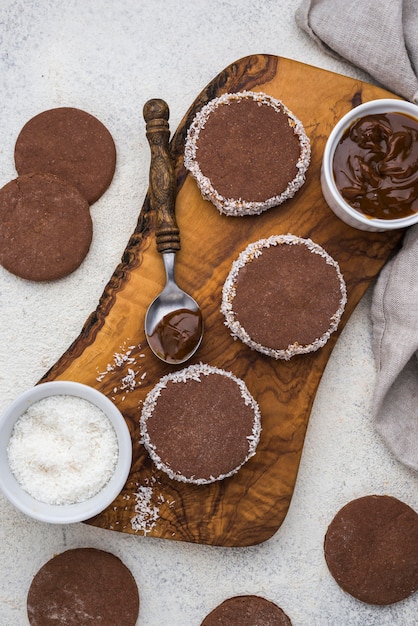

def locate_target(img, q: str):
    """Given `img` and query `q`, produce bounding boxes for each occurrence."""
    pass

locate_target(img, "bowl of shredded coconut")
[0,380,132,523]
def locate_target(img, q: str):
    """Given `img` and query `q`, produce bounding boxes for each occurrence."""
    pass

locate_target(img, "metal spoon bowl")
[143,99,203,364]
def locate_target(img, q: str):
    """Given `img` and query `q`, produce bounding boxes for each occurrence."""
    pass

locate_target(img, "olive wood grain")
[143,98,180,253]
[41,55,404,547]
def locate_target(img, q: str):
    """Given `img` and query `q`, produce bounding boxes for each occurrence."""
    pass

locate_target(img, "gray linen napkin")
[296,0,418,104]
[371,225,418,472]
[296,0,418,471]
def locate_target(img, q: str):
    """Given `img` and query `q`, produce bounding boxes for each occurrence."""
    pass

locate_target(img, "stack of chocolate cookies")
[0,107,116,281]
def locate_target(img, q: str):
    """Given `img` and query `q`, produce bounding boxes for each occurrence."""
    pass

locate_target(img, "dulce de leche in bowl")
[321,99,418,231]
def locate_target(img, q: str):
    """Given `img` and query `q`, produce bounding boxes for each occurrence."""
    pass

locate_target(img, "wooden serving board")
[42,55,404,546]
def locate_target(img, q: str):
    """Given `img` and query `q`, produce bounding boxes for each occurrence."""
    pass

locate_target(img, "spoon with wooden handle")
[143,98,203,364]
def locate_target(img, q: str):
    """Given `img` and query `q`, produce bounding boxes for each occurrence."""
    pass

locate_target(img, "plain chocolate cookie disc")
[201,595,292,625]
[324,495,418,605]
[0,173,92,281]
[27,548,140,626]
[15,106,116,204]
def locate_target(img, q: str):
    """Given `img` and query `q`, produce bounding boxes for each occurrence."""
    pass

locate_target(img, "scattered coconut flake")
[131,485,159,535]
[96,340,147,402]
[130,475,176,535]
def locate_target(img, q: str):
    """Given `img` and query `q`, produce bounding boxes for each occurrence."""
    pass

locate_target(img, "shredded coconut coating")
[7,395,119,505]
[140,363,262,485]
[184,91,311,216]
[221,235,347,360]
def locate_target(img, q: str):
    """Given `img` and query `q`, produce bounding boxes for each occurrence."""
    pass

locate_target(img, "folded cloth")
[370,225,418,472]
[296,0,418,104]
[296,0,418,471]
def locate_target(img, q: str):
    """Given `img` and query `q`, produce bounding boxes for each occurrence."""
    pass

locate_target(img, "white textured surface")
[0,1,416,625]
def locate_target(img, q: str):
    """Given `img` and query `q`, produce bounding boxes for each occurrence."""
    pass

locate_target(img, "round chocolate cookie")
[15,107,116,204]
[27,548,140,626]
[184,91,310,216]
[201,595,292,625]
[222,235,347,360]
[324,495,418,605]
[0,173,92,281]
[140,363,261,484]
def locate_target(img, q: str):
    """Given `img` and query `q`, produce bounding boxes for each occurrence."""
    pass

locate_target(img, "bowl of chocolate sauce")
[321,99,418,231]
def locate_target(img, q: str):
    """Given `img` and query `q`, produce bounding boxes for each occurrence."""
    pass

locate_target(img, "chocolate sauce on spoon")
[147,308,203,364]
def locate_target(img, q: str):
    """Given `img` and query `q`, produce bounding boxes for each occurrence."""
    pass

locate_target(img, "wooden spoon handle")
[143,99,181,253]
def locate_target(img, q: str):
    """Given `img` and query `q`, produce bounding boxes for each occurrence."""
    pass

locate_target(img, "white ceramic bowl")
[321,98,418,232]
[0,381,132,524]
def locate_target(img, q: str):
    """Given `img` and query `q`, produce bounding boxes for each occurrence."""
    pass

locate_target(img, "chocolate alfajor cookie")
[140,363,261,484]
[221,234,347,360]
[184,91,310,216]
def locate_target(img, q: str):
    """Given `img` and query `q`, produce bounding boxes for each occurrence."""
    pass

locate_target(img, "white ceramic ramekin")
[321,99,418,232]
[0,381,132,524]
